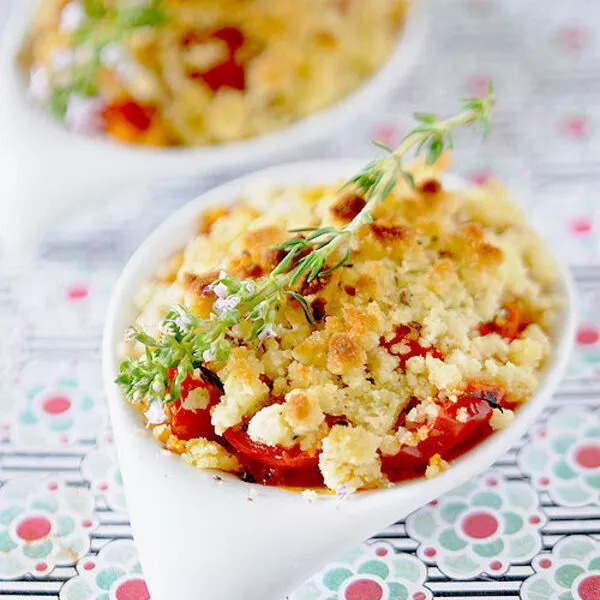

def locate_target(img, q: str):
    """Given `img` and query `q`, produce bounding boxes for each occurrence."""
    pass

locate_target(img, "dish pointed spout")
[109,413,425,600]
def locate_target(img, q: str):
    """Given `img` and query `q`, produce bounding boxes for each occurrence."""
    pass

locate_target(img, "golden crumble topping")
[20,0,408,146]
[127,158,561,491]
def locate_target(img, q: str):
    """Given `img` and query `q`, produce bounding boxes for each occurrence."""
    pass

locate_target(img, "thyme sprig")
[116,88,495,404]
[49,0,167,119]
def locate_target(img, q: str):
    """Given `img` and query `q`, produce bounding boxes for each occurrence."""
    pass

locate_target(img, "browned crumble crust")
[128,158,560,490]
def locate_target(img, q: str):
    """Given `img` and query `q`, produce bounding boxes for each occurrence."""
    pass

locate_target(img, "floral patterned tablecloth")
[2,0,600,598]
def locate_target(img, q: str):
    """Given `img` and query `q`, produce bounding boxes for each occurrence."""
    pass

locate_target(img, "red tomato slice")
[190,60,246,91]
[223,426,319,469]
[182,26,245,52]
[479,304,529,340]
[240,459,324,488]
[382,325,443,371]
[102,101,156,133]
[166,400,214,441]
[382,384,502,471]
[184,26,247,91]
[165,370,221,441]
[213,27,245,52]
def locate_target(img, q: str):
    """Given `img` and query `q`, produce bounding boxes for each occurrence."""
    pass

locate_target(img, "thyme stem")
[116,88,495,403]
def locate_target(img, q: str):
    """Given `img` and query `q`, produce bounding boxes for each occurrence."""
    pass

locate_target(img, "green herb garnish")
[48,0,167,120]
[83,0,107,20]
[116,88,496,404]
[115,0,166,28]
[48,88,71,119]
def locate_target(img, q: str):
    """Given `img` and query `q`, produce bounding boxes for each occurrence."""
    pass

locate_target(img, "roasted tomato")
[102,100,170,145]
[165,370,222,441]
[185,26,247,91]
[382,383,505,475]
[381,324,443,371]
[212,26,245,52]
[240,459,324,488]
[479,303,529,340]
[223,426,319,469]
[193,60,245,92]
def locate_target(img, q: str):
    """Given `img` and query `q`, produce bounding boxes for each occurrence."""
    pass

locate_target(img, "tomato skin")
[102,100,156,132]
[382,325,443,371]
[182,27,244,52]
[165,371,221,441]
[381,385,503,473]
[479,304,529,340]
[223,427,319,469]
[166,400,215,441]
[101,99,171,145]
[191,60,245,91]
[240,459,324,488]
[184,26,247,91]
[212,27,245,52]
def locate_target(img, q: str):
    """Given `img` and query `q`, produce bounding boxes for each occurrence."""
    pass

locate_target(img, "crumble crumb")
[301,489,319,503]
[425,453,449,479]
[126,159,560,491]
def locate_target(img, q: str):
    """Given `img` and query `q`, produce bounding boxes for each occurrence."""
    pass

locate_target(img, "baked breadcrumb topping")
[124,157,560,491]
[20,0,407,146]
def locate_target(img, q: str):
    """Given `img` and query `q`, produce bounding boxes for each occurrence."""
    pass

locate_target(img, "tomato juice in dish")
[19,0,408,146]
[120,156,561,492]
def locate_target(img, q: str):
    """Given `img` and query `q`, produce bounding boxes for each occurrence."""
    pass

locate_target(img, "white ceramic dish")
[103,160,576,600]
[0,0,427,256]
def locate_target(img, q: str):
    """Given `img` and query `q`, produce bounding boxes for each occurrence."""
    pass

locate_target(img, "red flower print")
[558,26,585,50]
[577,325,600,346]
[570,217,593,236]
[561,116,591,140]
[66,284,89,301]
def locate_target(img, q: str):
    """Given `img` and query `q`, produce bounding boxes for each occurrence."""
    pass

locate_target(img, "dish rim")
[102,158,577,506]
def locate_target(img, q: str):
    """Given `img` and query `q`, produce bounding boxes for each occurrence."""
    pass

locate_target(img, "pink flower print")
[577,325,600,347]
[557,26,586,51]
[570,217,593,237]
[561,115,591,140]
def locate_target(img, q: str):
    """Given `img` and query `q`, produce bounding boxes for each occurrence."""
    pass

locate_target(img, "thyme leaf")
[117,89,495,404]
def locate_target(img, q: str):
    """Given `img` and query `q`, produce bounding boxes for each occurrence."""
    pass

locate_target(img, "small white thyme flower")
[174,314,192,330]
[65,95,104,134]
[212,282,229,299]
[203,347,217,363]
[159,320,177,336]
[52,48,75,72]
[258,323,277,341]
[335,483,355,502]
[124,326,138,341]
[99,42,126,67]
[60,1,85,33]
[145,401,167,425]
[29,67,50,102]
[214,295,240,314]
